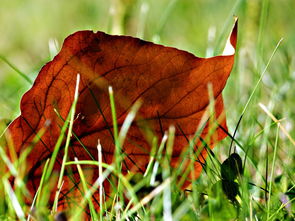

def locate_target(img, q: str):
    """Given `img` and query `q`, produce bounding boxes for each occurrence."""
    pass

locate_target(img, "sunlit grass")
[0,0,295,220]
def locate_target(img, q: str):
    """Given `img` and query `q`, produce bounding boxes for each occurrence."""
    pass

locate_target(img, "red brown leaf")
[6,20,238,210]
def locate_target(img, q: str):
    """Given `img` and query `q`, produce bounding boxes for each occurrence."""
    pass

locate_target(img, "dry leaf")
[6,19,238,209]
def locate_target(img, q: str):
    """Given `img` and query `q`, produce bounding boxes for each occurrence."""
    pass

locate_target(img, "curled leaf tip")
[222,17,238,56]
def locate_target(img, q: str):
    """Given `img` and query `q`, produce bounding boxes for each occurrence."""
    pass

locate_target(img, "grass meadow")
[0,0,294,220]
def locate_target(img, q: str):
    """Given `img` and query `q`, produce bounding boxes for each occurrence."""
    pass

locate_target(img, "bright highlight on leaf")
[6,19,238,210]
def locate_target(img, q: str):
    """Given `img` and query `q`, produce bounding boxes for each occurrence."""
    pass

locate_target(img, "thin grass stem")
[53,74,80,212]
[0,55,32,84]
[267,124,280,219]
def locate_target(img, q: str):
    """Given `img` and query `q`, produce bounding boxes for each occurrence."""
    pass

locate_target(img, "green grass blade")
[74,157,98,221]
[0,55,32,84]
[71,166,113,220]
[118,100,141,146]
[97,141,104,221]
[267,124,280,219]
[241,39,283,117]
[53,74,80,212]
[3,179,25,221]
[108,87,122,174]
[36,158,50,207]
[45,109,73,182]
[163,126,174,221]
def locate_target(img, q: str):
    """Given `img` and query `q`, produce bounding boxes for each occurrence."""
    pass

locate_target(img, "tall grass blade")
[0,55,32,84]
[53,74,80,212]
[267,123,279,219]
[75,157,98,221]
[3,179,25,220]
